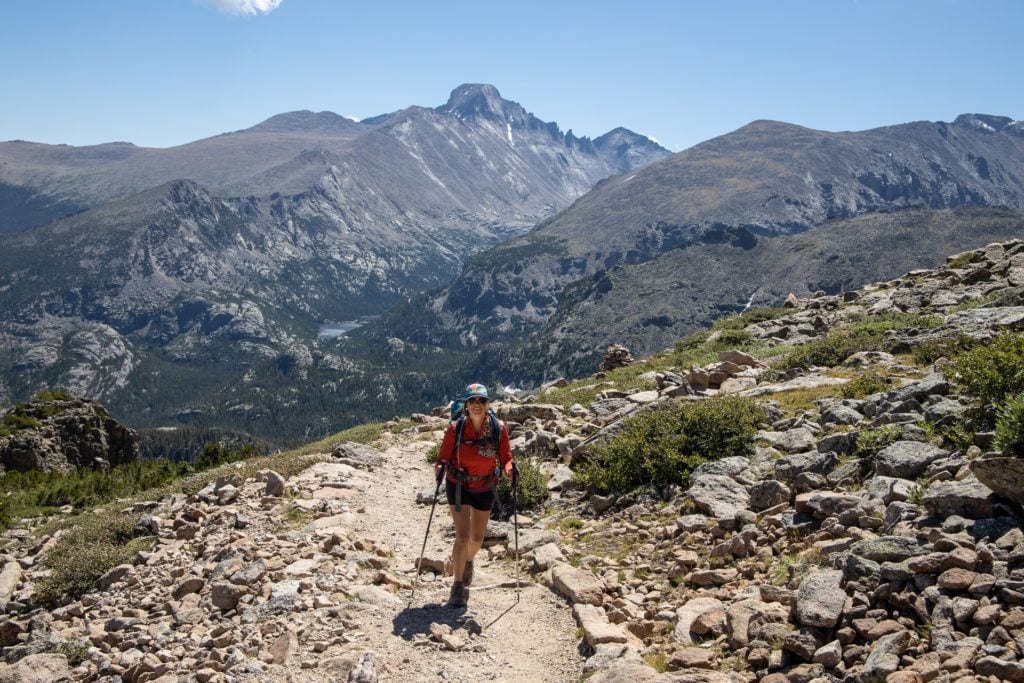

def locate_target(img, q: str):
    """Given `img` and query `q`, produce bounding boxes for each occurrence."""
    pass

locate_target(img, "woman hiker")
[434,383,515,607]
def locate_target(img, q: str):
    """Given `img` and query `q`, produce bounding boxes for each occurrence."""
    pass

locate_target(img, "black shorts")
[445,480,495,511]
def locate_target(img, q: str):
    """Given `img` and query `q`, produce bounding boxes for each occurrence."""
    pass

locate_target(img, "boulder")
[774,450,837,482]
[0,654,71,683]
[922,473,997,518]
[970,453,1024,505]
[749,480,791,511]
[874,441,947,479]
[551,563,605,605]
[0,395,139,473]
[573,603,641,648]
[756,428,817,453]
[687,475,750,520]
[795,569,846,628]
[674,597,725,645]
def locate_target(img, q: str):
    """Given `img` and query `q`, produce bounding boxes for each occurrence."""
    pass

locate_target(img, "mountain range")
[370,113,1024,380]
[0,85,668,441]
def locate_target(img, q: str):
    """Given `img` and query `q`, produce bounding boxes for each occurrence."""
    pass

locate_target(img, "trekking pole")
[410,463,445,605]
[512,462,520,601]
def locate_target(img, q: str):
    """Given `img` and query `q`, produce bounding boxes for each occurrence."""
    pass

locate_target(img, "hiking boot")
[462,560,474,587]
[447,581,468,608]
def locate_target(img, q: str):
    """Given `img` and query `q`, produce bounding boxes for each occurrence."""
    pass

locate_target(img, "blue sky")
[2,0,1021,151]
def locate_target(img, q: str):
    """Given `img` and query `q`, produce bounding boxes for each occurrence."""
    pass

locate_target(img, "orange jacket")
[437,417,513,491]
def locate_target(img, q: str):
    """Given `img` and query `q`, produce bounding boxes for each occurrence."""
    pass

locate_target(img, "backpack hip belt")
[448,466,499,512]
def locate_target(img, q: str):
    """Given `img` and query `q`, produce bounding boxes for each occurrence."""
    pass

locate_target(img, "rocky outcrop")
[0,393,138,473]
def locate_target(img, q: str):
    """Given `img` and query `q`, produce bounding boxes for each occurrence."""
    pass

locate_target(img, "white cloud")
[200,0,284,15]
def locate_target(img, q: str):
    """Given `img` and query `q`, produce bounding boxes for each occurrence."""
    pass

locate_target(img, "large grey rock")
[330,441,383,469]
[573,603,640,648]
[726,599,789,649]
[819,404,864,426]
[795,569,846,628]
[970,453,1024,505]
[861,629,910,682]
[795,491,862,518]
[0,562,22,609]
[691,456,750,479]
[687,474,750,520]
[865,476,916,504]
[849,536,924,563]
[0,653,71,683]
[551,563,604,606]
[674,597,724,645]
[874,441,947,479]
[497,403,564,422]
[756,428,817,453]
[774,450,837,482]
[922,473,998,518]
[749,480,791,511]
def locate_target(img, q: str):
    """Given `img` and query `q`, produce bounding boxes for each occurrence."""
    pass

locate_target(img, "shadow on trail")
[392,602,483,640]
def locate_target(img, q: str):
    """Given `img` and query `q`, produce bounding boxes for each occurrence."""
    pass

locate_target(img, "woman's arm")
[437,423,456,465]
[498,422,513,470]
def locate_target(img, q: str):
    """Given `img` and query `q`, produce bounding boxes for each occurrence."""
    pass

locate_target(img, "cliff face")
[0,393,139,473]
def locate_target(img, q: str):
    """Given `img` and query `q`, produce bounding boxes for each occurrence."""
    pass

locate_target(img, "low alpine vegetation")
[950,332,1024,417]
[777,313,941,371]
[496,458,548,516]
[36,510,155,605]
[995,392,1024,457]
[574,396,765,496]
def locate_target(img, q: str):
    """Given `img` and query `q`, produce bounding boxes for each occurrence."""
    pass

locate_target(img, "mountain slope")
[0,86,668,438]
[389,114,1024,351]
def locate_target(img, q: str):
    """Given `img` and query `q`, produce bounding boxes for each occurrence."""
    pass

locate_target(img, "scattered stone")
[795,569,846,628]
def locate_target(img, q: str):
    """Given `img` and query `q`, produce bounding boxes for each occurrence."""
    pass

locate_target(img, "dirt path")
[337,430,583,683]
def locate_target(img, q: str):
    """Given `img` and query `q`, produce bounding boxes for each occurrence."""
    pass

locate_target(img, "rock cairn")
[599,345,634,372]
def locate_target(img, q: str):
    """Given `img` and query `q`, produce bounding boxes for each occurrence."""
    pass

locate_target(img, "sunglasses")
[466,397,488,405]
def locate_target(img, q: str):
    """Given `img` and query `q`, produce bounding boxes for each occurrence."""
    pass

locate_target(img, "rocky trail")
[331,432,582,683]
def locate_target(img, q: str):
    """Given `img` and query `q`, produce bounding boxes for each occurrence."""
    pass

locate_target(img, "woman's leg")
[449,504,472,582]
[466,506,491,563]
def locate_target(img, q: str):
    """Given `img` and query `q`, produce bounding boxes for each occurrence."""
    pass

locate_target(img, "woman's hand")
[503,461,517,483]
[435,461,447,483]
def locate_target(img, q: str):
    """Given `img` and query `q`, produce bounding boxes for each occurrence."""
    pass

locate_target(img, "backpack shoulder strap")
[488,412,501,450]
[453,416,466,467]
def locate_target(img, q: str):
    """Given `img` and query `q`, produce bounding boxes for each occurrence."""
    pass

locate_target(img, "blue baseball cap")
[464,383,490,401]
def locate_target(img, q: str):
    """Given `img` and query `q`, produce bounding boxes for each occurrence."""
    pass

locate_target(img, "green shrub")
[194,442,260,470]
[854,425,903,458]
[496,458,549,515]
[910,333,977,367]
[36,511,154,605]
[34,389,73,402]
[995,392,1024,457]
[841,372,891,399]
[778,313,941,371]
[950,333,1024,410]
[425,443,440,463]
[575,396,765,495]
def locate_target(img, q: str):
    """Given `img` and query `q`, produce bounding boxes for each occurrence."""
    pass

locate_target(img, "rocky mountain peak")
[438,83,522,123]
[952,113,1024,137]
